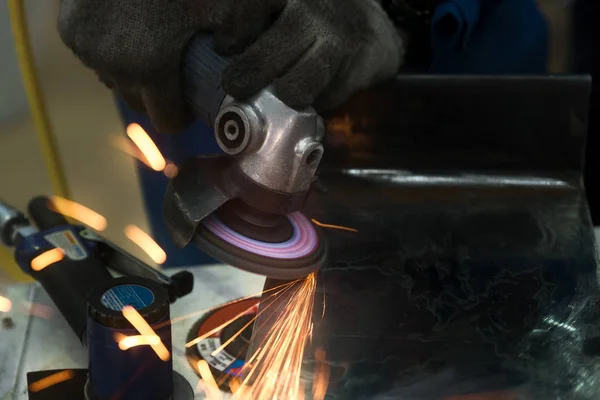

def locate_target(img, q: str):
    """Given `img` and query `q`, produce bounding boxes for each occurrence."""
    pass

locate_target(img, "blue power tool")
[0,196,194,400]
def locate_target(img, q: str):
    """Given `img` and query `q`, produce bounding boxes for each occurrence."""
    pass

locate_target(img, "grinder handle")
[182,34,230,127]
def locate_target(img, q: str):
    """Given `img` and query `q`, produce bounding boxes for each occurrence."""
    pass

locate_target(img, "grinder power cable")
[164,34,328,279]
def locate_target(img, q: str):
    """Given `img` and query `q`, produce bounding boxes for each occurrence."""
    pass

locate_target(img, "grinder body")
[163,35,327,279]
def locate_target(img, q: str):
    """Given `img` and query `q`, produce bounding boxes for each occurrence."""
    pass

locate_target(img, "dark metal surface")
[257,76,598,399]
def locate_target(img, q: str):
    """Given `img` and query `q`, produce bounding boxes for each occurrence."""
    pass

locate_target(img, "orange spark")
[31,248,65,271]
[115,333,161,350]
[313,348,330,400]
[298,382,307,400]
[28,370,74,392]
[126,123,166,171]
[163,163,179,178]
[197,360,223,400]
[245,346,261,367]
[122,305,170,361]
[124,224,167,264]
[186,305,257,348]
[311,219,358,233]
[210,314,256,357]
[234,273,317,399]
[110,135,153,169]
[49,196,107,231]
[229,378,241,394]
[0,296,12,312]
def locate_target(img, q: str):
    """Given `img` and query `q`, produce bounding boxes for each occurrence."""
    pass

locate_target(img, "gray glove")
[224,0,404,111]
[58,0,404,133]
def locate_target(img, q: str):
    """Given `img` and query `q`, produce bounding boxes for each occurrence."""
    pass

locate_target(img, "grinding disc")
[193,211,327,279]
[186,297,260,390]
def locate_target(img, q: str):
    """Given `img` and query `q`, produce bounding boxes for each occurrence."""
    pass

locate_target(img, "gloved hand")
[58,0,404,133]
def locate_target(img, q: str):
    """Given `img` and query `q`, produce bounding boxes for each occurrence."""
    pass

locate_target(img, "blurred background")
[0,1,152,279]
[0,0,590,282]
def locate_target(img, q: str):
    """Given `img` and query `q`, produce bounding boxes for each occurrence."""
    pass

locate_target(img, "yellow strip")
[4,0,70,282]
[8,0,70,199]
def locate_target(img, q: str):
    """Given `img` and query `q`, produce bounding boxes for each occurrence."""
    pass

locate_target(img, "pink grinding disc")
[201,212,319,260]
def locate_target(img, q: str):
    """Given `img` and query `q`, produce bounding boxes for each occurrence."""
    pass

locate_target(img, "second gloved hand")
[223,0,406,112]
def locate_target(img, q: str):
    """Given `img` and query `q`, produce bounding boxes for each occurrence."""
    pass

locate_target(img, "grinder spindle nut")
[215,106,253,155]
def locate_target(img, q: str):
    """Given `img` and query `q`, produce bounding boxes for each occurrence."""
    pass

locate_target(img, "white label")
[44,230,88,261]
[197,338,237,372]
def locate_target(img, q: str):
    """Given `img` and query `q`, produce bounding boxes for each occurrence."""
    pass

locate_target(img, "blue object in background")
[429,0,548,74]
[116,98,221,268]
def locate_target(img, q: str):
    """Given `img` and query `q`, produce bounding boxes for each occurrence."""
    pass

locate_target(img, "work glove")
[58,0,404,133]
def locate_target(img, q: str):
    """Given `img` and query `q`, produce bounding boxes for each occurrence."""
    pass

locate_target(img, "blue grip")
[87,315,173,399]
[183,34,230,126]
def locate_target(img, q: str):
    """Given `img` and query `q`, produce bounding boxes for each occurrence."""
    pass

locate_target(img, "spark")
[185,281,297,348]
[122,305,170,361]
[312,348,330,400]
[234,273,317,400]
[186,305,258,348]
[245,346,261,367]
[31,248,65,271]
[110,135,153,169]
[197,360,223,400]
[0,295,12,312]
[49,196,107,231]
[311,219,358,233]
[298,382,306,400]
[164,163,179,178]
[229,378,241,394]
[28,370,74,392]
[111,135,178,179]
[114,333,161,350]
[124,224,167,264]
[126,123,166,171]
[211,315,257,357]
[208,282,296,357]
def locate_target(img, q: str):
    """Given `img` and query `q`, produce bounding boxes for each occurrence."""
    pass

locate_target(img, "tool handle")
[22,197,113,342]
[27,196,68,230]
[183,34,230,126]
[30,247,113,342]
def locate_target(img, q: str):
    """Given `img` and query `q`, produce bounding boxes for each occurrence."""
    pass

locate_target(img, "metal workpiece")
[217,88,324,194]
[250,75,598,399]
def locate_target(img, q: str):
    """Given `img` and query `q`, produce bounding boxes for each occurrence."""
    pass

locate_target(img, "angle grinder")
[163,34,328,279]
